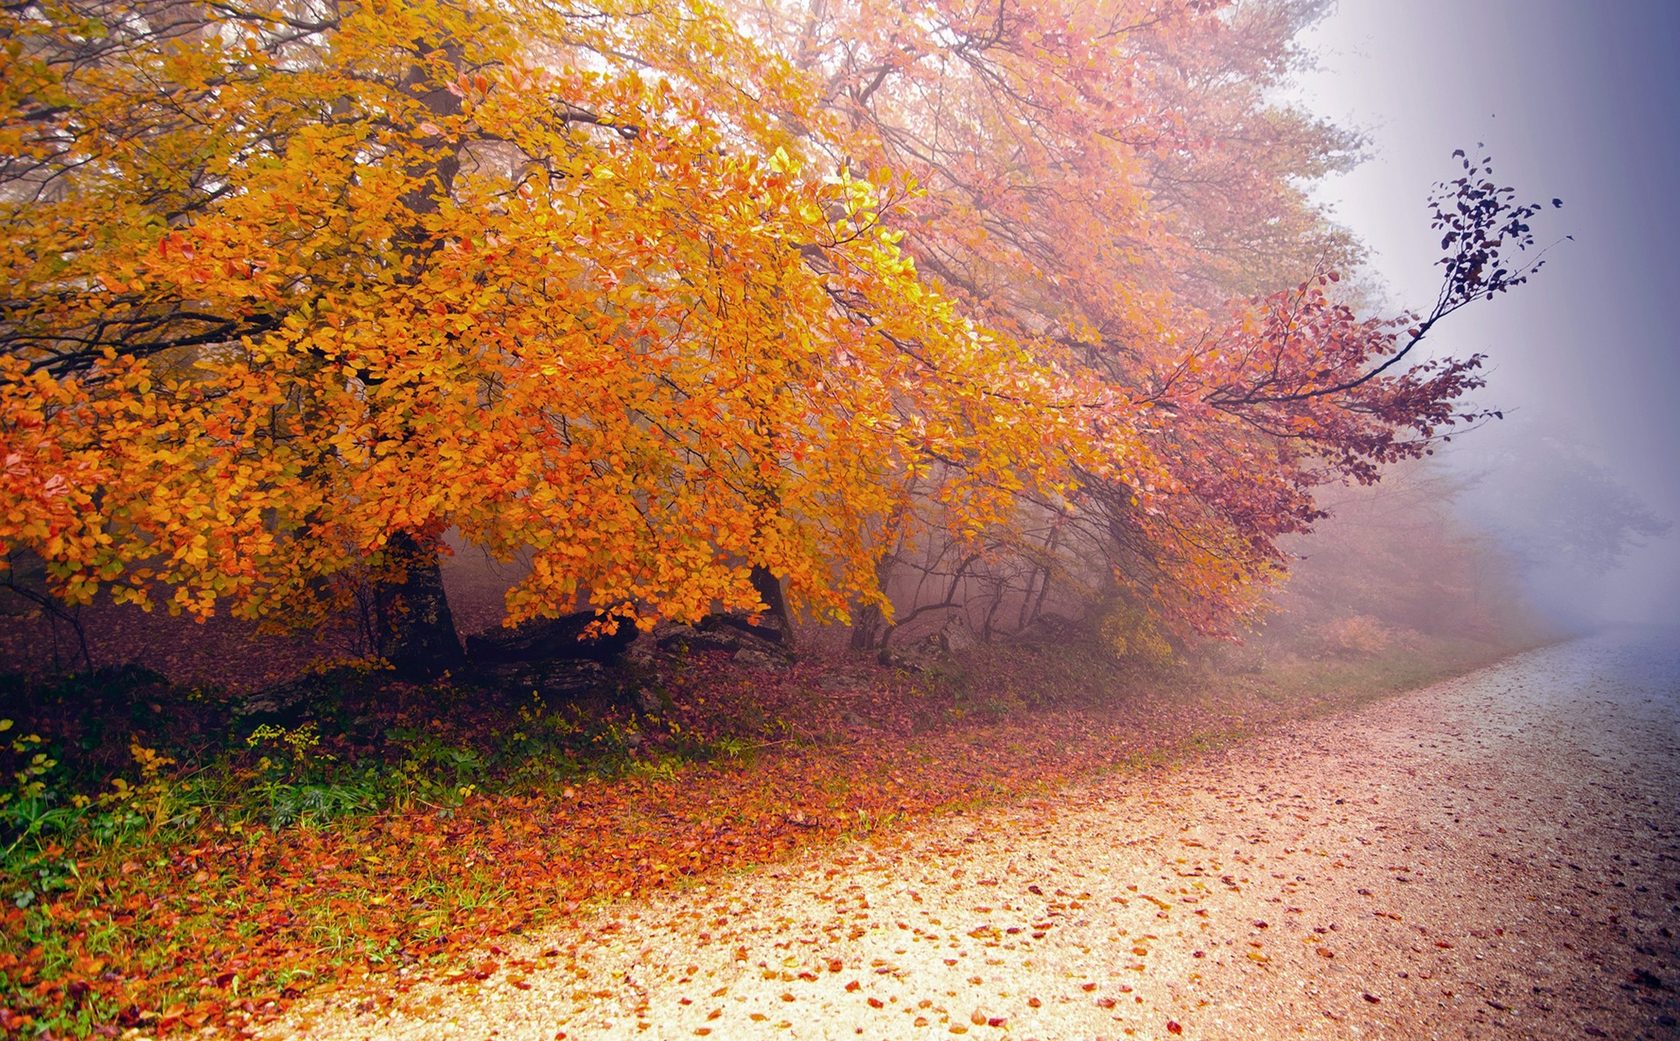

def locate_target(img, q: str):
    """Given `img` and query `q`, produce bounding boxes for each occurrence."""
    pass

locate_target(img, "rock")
[87,663,169,693]
[706,609,789,646]
[879,615,979,673]
[630,685,663,715]
[234,666,366,721]
[879,639,944,673]
[649,620,695,643]
[841,710,872,729]
[732,643,791,670]
[465,611,635,666]
[1011,612,1084,647]
[938,614,978,654]
[234,684,311,720]
[474,658,609,699]
[875,613,981,673]
[654,624,741,656]
[644,617,792,669]
[623,633,660,670]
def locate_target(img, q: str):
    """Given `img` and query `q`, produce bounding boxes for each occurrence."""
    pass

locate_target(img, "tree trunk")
[848,543,904,651]
[749,564,793,644]
[849,601,884,651]
[373,29,467,680]
[381,531,464,679]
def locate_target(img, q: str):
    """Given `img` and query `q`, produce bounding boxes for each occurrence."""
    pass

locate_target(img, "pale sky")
[1292,0,1680,623]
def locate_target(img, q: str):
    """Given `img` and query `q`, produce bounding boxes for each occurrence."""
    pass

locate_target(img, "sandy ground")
[276,630,1680,1041]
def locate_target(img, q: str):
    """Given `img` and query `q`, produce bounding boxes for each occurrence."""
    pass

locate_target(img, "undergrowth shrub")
[1097,601,1175,668]
[1314,614,1393,658]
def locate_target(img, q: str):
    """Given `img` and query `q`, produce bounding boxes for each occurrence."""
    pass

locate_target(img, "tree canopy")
[0,0,1553,666]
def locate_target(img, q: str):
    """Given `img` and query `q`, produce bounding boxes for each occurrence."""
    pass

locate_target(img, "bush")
[1314,615,1393,658]
[1096,601,1175,668]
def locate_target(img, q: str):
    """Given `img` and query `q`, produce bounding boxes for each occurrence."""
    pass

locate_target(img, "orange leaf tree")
[744,0,1553,647]
[0,0,1097,671]
[1,0,1551,671]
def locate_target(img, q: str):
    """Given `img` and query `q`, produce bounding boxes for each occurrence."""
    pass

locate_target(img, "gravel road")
[279,630,1680,1041]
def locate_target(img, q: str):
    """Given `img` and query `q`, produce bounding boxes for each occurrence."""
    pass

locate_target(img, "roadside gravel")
[274,631,1680,1041]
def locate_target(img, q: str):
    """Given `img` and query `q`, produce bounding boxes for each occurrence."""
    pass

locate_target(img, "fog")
[1293,0,1680,626]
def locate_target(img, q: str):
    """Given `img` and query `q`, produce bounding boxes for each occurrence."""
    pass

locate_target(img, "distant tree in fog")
[1466,439,1669,571]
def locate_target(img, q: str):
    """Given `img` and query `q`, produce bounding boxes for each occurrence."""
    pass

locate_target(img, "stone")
[630,685,663,715]
[474,658,609,699]
[234,666,365,721]
[879,638,944,673]
[1012,612,1083,647]
[654,623,741,656]
[465,611,636,665]
[938,614,978,654]
[706,609,789,646]
[732,643,791,670]
[623,633,660,670]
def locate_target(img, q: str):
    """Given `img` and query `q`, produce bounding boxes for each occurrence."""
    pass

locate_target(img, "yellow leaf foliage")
[0,0,1098,629]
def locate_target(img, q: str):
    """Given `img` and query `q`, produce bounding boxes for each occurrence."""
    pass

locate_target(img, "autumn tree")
[1,0,1554,674]
[1448,430,1670,627]
[1261,459,1535,647]
[742,0,1555,648]
[0,0,1088,673]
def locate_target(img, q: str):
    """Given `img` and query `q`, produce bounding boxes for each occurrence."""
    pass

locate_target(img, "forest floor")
[268,631,1680,1041]
[0,627,1513,1038]
[0,627,1643,1039]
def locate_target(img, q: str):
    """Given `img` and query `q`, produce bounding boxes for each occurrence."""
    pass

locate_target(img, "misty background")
[1293,0,1680,627]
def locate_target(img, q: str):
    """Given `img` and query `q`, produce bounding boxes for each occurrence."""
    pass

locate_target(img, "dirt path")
[278,631,1680,1041]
